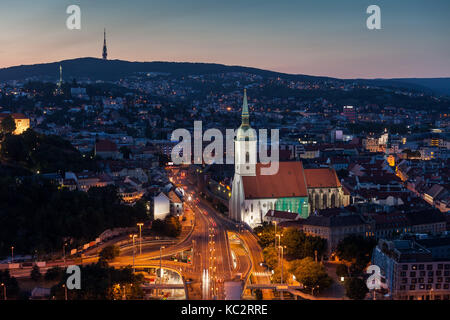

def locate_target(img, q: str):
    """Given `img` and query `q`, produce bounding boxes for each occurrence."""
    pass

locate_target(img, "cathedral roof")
[242,162,308,199]
[304,168,341,188]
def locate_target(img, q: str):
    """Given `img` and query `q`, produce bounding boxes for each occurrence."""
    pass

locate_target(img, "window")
[437,277,443,283]
[445,264,450,270]
[400,272,406,277]
[402,265,408,271]
[410,272,416,277]
[419,264,424,270]
[411,278,417,284]
[412,265,417,270]
[444,284,449,290]
[438,264,444,270]
[437,270,442,276]
[427,265,433,270]
[428,271,434,277]
[419,284,425,290]
[418,278,424,283]
[409,285,416,290]
[420,271,425,277]
[400,285,406,291]
[245,152,249,163]
[315,195,320,209]
[436,284,441,289]
[401,278,407,284]
[428,278,434,283]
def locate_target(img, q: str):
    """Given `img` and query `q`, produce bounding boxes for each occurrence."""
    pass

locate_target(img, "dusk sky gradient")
[1,0,449,78]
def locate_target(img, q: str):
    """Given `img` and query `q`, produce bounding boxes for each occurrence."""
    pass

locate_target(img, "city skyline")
[1,0,450,78]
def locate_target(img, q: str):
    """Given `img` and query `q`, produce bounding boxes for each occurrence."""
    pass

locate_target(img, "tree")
[283,228,327,260]
[344,277,369,300]
[151,219,165,233]
[336,236,377,269]
[164,215,182,237]
[262,246,279,270]
[0,270,20,299]
[0,177,147,257]
[336,263,349,278]
[31,265,42,282]
[254,223,275,248]
[99,245,120,262]
[289,257,332,295]
[50,261,144,300]
[45,267,64,281]
[0,115,16,135]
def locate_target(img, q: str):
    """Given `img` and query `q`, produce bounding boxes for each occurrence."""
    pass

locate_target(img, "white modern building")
[154,192,170,220]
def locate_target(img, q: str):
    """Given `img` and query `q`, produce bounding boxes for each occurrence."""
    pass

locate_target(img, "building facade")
[372,239,450,300]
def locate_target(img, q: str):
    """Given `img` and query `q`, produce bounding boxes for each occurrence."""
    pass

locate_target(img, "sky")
[0,0,449,79]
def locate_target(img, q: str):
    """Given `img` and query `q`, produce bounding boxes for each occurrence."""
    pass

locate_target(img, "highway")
[5,167,272,300]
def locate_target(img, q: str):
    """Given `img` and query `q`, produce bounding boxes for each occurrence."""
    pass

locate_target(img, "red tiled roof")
[242,162,308,199]
[0,113,27,119]
[168,190,182,203]
[95,139,117,152]
[304,168,341,188]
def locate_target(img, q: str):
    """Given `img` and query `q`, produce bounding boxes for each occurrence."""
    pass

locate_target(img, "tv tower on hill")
[102,28,108,60]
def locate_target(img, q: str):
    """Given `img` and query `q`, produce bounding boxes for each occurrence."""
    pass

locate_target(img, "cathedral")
[229,90,347,228]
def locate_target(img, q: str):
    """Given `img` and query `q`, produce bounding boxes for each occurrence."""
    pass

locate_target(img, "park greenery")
[0,177,148,258]
[289,257,333,295]
[151,215,182,238]
[99,245,121,262]
[50,261,144,300]
[0,115,16,136]
[0,129,97,174]
[30,265,42,282]
[335,236,377,299]
[335,235,377,273]
[258,225,332,294]
[0,270,20,299]
[344,277,369,300]
[45,267,65,281]
[255,224,327,260]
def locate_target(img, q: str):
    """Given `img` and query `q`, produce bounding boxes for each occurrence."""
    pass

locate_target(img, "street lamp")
[278,245,285,285]
[62,284,68,301]
[159,246,165,297]
[273,221,277,246]
[11,246,14,264]
[1,283,6,300]
[275,234,282,248]
[137,223,144,255]
[129,234,137,272]
[63,243,67,267]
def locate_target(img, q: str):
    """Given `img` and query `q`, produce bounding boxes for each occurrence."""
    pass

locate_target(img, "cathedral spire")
[102,28,108,60]
[241,88,249,126]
